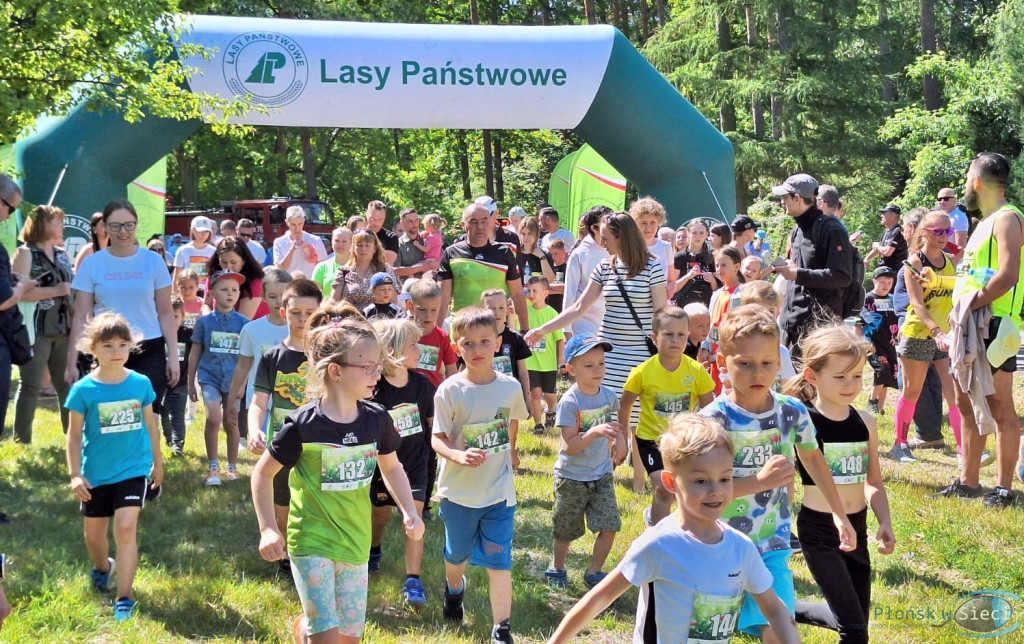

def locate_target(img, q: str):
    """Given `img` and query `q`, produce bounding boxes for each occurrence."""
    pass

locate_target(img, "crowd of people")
[0,152,1021,642]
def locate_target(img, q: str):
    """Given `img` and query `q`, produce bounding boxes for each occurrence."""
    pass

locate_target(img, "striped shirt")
[590,256,666,348]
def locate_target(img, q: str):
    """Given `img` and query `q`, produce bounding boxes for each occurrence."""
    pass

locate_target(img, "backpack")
[789,214,865,318]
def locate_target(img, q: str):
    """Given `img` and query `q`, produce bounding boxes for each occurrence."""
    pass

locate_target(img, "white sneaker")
[980,451,995,468]
[205,470,221,486]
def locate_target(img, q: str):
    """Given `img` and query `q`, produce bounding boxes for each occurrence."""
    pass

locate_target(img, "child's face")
[455,324,498,370]
[411,296,441,333]
[663,446,734,525]
[717,335,780,401]
[262,282,287,314]
[688,313,711,343]
[92,336,131,368]
[740,258,762,282]
[172,307,184,330]
[654,318,689,358]
[210,278,240,310]
[401,337,422,369]
[333,338,383,399]
[372,284,395,303]
[178,279,199,300]
[805,355,864,407]
[634,214,660,241]
[526,283,548,305]
[872,276,894,296]
[282,296,319,334]
[715,256,739,283]
[567,348,605,388]
[482,294,508,325]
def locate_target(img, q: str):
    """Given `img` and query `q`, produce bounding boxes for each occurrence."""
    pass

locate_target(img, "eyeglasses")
[151,246,164,251]
[338,361,383,375]
[924,226,954,236]
[1,197,17,215]
[106,221,137,232]
[937,196,956,202]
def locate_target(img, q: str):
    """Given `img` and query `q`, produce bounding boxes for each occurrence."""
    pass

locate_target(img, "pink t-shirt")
[424,232,443,261]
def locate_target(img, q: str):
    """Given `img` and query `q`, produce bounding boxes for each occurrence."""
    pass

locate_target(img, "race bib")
[268,406,293,443]
[167,342,185,360]
[536,338,547,353]
[389,403,423,438]
[688,593,743,644]
[464,416,511,455]
[417,344,440,371]
[98,400,143,434]
[210,331,240,355]
[183,312,199,329]
[578,405,613,434]
[873,298,894,312]
[824,441,869,484]
[732,428,783,477]
[189,255,209,278]
[492,355,513,375]
[654,392,689,418]
[321,443,378,491]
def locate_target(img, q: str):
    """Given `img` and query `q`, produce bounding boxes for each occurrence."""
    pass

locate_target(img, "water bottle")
[970,268,996,288]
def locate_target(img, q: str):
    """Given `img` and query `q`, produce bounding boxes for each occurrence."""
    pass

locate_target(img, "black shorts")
[869,350,898,389]
[80,476,148,518]
[528,369,557,394]
[369,459,429,507]
[273,466,291,507]
[985,317,1018,373]
[635,437,665,475]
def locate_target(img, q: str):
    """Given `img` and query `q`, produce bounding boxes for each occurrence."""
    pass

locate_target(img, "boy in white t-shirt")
[548,414,799,644]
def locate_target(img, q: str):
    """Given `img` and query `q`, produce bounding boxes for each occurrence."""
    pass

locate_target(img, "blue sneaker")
[114,596,136,621]
[583,571,607,589]
[90,557,115,592]
[367,550,382,573]
[544,567,568,588]
[403,577,427,605]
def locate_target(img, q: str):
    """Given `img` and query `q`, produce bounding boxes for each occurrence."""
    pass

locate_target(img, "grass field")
[1,374,1024,643]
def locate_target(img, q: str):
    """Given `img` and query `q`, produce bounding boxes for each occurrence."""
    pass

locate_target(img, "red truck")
[164,198,336,245]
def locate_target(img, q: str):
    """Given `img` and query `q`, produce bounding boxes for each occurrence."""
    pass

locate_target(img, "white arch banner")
[180,15,616,129]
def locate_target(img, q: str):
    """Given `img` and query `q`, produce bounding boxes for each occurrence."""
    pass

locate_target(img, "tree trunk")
[717,6,736,133]
[538,0,551,25]
[921,0,940,110]
[880,0,895,102]
[456,131,471,200]
[470,0,479,24]
[584,0,597,25]
[638,0,650,43]
[483,129,494,197]
[493,131,504,203]
[299,128,317,199]
[746,4,765,138]
[654,0,667,26]
[174,146,198,205]
[275,127,288,195]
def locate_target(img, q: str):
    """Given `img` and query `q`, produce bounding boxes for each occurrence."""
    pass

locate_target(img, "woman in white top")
[562,206,611,335]
[66,200,178,409]
[629,197,677,298]
[172,215,216,292]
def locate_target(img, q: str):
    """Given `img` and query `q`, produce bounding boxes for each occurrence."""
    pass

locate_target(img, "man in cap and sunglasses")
[863,204,907,272]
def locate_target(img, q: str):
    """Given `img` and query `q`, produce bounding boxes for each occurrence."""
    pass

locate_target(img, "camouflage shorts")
[552,473,621,542]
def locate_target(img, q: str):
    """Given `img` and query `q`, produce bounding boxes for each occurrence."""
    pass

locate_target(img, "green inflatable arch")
[16,16,734,228]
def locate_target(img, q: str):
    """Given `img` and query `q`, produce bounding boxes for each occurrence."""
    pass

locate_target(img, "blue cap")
[563,333,614,363]
[370,272,395,289]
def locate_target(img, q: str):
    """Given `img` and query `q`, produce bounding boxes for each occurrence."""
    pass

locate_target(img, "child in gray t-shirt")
[545,334,627,590]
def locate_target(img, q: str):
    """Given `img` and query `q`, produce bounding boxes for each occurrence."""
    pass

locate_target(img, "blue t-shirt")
[192,310,248,391]
[553,384,620,481]
[65,371,156,487]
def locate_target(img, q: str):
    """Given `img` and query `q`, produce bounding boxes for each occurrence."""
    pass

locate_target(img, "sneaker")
[491,619,514,644]
[789,533,802,555]
[583,571,607,589]
[171,443,185,457]
[368,550,382,573]
[929,478,985,499]
[545,411,556,430]
[530,420,544,436]
[403,577,428,605]
[90,557,116,592]
[113,596,136,622]
[866,399,880,414]
[886,443,916,464]
[223,469,239,482]
[643,507,653,527]
[907,437,945,450]
[204,470,221,486]
[544,567,568,588]
[442,576,466,623]
[983,486,1015,508]
[980,451,996,468]
[278,558,292,579]
[422,508,433,522]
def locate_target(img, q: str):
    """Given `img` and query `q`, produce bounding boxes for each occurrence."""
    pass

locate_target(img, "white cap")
[191,216,213,233]
[474,195,497,215]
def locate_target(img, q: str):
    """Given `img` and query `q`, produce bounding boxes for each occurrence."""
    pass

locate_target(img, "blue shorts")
[200,384,229,405]
[739,548,796,636]
[439,499,515,570]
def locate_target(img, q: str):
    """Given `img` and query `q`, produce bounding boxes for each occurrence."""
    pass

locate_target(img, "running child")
[160,298,189,455]
[65,313,164,622]
[524,276,565,434]
[862,266,899,416]
[545,333,626,590]
[363,272,403,320]
[188,270,248,486]
[785,324,896,643]
[700,304,857,642]
[176,268,206,422]
[708,246,744,394]
[226,267,293,444]
[621,306,715,525]
[252,313,423,644]
[367,318,435,606]
[408,279,459,389]
[480,288,533,410]
[432,306,529,644]
[738,281,798,388]
[547,415,799,644]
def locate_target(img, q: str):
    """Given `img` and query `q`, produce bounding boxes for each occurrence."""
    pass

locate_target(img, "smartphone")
[902,260,922,277]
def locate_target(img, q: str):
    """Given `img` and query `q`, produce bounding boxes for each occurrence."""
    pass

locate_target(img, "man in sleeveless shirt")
[937,153,1023,507]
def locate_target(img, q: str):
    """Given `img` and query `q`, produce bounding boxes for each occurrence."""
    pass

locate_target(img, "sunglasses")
[937,196,956,202]
[239,233,252,239]
[924,226,954,236]
[1,197,17,214]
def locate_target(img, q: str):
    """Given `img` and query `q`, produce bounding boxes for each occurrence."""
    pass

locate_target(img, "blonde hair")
[739,281,780,311]
[423,213,444,231]
[373,318,423,377]
[408,279,441,302]
[20,205,63,244]
[783,324,874,402]
[718,304,779,355]
[628,196,667,226]
[480,288,506,304]
[652,305,688,335]
[910,209,951,253]
[346,230,389,272]
[76,312,142,355]
[304,306,377,398]
[659,414,734,472]
[450,306,498,342]
[176,269,200,287]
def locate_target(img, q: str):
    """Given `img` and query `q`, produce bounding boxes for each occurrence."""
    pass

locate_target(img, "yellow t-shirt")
[624,354,715,441]
[902,251,956,339]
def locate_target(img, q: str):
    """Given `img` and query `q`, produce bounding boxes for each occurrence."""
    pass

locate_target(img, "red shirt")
[414,325,458,388]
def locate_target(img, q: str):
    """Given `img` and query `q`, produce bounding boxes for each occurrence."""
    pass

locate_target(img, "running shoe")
[928,478,984,499]
[442,576,466,623]
[90,557,115,592]
[544,567,568,588]
[368,550,382,573]
[204,470,221,487]
[403,577,427,605]
[113,596,136,622]
[983,486,1015,509]
[886,443,916,464]
[492,619,514,644]
[223,469,239,482]
[583,571,607,589]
